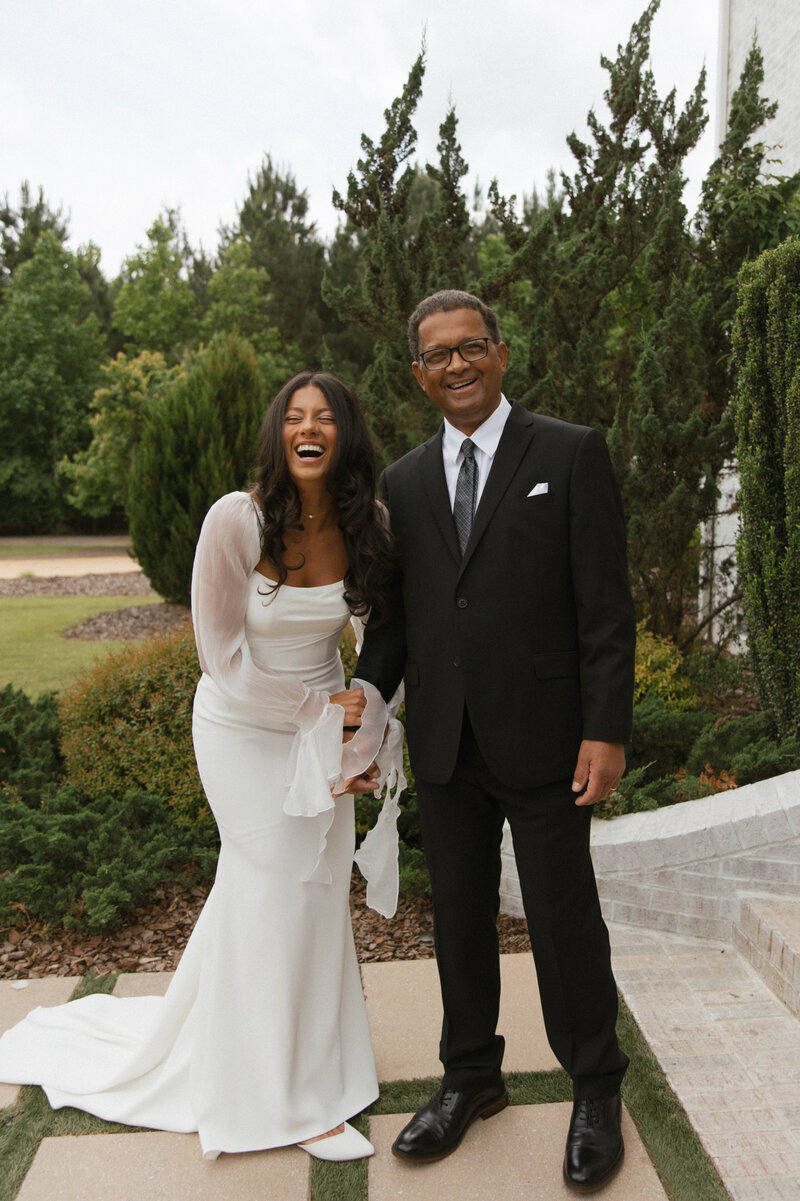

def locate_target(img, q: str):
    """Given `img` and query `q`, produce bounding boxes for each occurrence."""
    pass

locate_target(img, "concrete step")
[734,895,800,1018]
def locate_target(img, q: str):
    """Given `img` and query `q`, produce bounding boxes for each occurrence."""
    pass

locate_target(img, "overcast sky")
[4,0,720,276]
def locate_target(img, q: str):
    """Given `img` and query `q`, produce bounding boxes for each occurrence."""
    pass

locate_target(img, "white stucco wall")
[717,0,800,172]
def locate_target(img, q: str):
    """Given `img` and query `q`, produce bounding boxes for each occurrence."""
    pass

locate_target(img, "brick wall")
[499,770,800,943]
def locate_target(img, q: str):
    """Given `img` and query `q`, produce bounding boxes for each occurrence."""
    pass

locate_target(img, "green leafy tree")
[127,331,267,603]
[113,210,201,361]
[75,241,118,354]
[0,182,68,303]
[221,157,326,364]
[732,237,800,739]
[62,350,175,520]
[201,238,299,391]
[0,231,105,532]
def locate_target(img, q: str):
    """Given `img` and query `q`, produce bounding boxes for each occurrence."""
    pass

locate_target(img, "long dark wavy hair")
[252,371,395,623]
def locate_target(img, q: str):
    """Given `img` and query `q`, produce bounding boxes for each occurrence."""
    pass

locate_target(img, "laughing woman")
[0,372,405,1162]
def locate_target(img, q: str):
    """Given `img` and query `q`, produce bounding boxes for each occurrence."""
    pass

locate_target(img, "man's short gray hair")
[407,290,502,361]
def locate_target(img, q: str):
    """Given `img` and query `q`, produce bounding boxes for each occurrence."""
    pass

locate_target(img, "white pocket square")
[527,482,549,497]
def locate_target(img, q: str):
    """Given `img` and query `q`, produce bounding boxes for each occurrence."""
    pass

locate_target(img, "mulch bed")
[0,571,158,599]
[0,876,531,980]
[0,570,532,980]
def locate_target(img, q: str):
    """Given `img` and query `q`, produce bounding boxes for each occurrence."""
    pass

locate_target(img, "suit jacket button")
[453,656,461,667]
[457,597,468,608]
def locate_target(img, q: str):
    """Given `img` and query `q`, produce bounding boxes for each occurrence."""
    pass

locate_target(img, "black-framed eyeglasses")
[418,337,493,371]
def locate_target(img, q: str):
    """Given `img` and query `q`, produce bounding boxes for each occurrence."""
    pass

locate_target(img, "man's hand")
[571,741,626,807]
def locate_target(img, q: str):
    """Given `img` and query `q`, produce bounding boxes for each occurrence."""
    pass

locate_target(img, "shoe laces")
[573,1099,605,1128]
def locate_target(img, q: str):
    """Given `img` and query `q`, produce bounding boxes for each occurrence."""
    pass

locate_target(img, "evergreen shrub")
[627,694,713,780]
[0,684,63,804]
[127,330,267,605]
[634,623,700,710]
[0,783,218,931]
[685,712,800,786]
[58,627,207,826]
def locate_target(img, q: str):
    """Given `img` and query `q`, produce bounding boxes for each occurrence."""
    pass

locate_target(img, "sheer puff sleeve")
[191,491,404,917]
[191,491,329,729]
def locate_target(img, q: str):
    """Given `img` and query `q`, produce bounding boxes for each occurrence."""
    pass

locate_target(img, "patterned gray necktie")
[453,437,477,554]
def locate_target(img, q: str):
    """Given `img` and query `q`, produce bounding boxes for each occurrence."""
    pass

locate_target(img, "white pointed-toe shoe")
[298,1122,374,1161]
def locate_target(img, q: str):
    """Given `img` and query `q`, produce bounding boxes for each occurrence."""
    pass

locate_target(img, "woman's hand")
[335,760,380,797]
[329,687,366,729]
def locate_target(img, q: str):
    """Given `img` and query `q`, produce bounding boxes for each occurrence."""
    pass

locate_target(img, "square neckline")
[252,569,345,591]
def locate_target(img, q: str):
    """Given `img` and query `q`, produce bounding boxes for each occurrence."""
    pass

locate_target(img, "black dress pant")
[415,711,628,1100]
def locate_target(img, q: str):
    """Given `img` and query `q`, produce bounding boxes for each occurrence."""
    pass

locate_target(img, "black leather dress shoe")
[392,1080,509,1163]
[563,1094,624,1192]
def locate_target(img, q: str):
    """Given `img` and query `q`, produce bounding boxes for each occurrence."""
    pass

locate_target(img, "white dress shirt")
[441,396,511,511]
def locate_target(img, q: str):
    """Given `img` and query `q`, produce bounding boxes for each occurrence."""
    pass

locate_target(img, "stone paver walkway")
[11,930,800,1197]
[4,952,668,1201]
[11,929,800,1197]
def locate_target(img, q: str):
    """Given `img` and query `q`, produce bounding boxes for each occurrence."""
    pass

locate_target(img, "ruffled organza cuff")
[281,679,405,916]
[354,707,405,918]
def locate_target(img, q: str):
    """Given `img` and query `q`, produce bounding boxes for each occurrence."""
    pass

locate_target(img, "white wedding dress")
[0,492,403,1159]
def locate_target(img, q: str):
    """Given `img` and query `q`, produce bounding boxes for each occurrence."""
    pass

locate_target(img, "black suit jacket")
[356,403,636,789]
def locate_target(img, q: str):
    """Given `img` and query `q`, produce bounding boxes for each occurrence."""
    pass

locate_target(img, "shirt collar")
[442,395,511,465]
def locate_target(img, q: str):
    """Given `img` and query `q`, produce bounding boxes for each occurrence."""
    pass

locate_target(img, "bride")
[0,371,405,1163]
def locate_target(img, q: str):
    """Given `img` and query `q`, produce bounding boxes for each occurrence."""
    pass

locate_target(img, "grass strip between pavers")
[1,984,730,1201]
[0,972,126,1201]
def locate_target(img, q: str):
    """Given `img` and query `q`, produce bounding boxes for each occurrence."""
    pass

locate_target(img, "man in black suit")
[356,290,635,1192]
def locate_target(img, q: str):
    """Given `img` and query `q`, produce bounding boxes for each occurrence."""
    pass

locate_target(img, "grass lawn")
[0,539,131,558]
[0,596,161,696]
[0,547,125,559]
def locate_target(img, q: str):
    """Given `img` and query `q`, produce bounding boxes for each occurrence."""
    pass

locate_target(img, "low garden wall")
[499,769,800,944]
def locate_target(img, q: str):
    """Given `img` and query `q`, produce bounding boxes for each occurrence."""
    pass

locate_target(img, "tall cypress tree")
[693,40,800,451]
[481,0,707,432]
[322,51,476,464]
[608,173,721,638]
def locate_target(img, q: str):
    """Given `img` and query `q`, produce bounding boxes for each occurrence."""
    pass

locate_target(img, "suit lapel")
[419,428,462,564]
[458,403,536,576]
